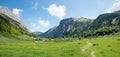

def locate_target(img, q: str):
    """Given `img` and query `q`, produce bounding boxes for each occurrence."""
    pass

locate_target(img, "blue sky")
[0,0,120,32]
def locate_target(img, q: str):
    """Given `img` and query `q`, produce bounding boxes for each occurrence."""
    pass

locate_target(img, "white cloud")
[84,16,96,19]
[38,18,50,27]
[116,0,120,1]
[32,2,38,10]
[29,17,50,32]
[30,23,41,32]
[107,1,120,13]
[45,4,66,20]
[12,8,23,17]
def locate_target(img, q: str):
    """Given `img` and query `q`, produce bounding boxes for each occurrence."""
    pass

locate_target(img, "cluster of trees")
[81,26,120,38]
[59,26,120,38]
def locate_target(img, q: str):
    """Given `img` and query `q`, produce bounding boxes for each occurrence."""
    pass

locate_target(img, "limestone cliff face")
[41,17,92,38]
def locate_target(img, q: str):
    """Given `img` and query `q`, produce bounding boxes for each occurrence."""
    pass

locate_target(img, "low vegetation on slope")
[0,32,120,57]
[0,15,35,37]
[0,16,31,37]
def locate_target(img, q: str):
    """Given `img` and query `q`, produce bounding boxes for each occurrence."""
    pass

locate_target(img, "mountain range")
[0,6,120,38]
[41,10,120,38]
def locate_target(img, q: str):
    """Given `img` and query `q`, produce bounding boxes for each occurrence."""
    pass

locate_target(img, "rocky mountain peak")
[73,17,90,22]
[0,6,22,23]
[0,6,28,31]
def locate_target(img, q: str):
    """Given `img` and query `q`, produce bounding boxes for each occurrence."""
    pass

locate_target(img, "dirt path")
[91,51,96,57]
[81,41,92,52]
[81,40,96,57]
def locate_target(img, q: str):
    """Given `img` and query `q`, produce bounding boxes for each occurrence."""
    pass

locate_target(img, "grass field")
[0,32,120,57]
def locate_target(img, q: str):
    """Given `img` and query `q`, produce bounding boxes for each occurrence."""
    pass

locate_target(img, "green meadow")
[0,32,120,57]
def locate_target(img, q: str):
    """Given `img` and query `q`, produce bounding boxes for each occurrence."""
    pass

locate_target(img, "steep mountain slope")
[81,10,120,38]
[41,17,92,38]
[89,10,120,30]
[41,26,57,37]
[0,6,28,35]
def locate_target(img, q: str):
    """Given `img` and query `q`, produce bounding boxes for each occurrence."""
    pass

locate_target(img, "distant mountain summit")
[33,32,43,36]
[41,17,92,38]
[0,6,28,35]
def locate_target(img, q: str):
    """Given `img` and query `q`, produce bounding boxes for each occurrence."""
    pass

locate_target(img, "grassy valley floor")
[0,32,120,57]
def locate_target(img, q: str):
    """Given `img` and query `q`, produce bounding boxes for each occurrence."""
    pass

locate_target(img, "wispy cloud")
[30,23,41,32]
[32,2,38,10]
[107,1,120,13]
[12,8,23,17]
[29,17,50,32]
[45,4,66,20]
[38,17,50,27]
